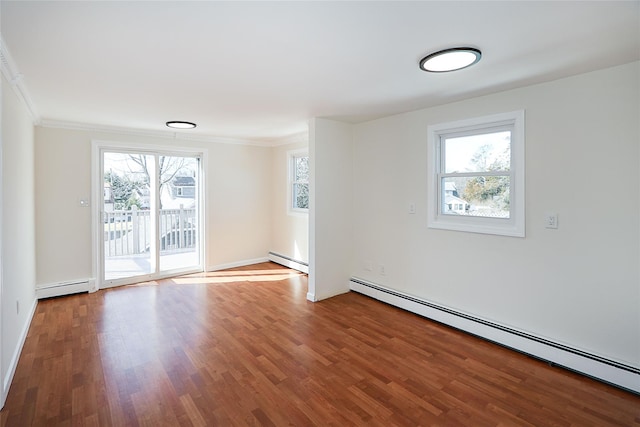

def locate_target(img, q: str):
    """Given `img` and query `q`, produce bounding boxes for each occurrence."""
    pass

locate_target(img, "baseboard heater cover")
[268,252,309,274]
[36,279,92,299]
[350,277,640,394]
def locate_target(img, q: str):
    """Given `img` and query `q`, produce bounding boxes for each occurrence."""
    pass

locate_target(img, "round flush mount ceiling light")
[166,121,197,129]
[420,47,482,73]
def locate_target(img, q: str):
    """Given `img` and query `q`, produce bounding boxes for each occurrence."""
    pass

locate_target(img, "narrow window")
[289,150,309,213]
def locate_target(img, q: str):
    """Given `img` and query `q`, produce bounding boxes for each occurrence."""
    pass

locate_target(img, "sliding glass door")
[100,149,202,286]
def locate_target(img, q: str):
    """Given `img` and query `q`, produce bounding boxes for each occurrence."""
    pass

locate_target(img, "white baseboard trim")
[36,278,91,299]
[350,277,640,394]
[2,297,37,408]
[207,257,270,272]
[268,252,309,274]
[306,292,316,302]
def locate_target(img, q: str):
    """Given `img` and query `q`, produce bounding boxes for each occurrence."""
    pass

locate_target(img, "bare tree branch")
[126,154,188,209]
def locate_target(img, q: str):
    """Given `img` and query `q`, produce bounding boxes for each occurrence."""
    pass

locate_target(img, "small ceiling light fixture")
[166,121,197,129]
[420,47,482,73]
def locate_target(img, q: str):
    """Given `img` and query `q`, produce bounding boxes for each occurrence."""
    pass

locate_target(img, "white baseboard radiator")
[350,277,640,394]
[36,278,93,299]
[268,252,309,274]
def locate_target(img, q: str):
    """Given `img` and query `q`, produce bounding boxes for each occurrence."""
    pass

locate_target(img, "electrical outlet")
[380,265,386,276]
[16,300,19,314]
[545,212,558,229]
[409,203,416,214]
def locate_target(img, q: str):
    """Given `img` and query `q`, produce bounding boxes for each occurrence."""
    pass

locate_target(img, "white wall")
[1,74,37,406]
[350,62,640,368]
[270,134,309,265]
[34,126,272,286]
[206,141,272,269]
[308,118,353,301]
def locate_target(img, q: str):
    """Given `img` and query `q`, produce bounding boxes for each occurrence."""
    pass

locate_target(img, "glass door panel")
[158,155,200,272]
[103,152,156,281]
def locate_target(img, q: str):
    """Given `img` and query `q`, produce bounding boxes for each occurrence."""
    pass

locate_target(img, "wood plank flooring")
[2,262,639,426]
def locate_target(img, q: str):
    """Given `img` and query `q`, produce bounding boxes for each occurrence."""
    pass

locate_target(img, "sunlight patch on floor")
[172,269,305,284]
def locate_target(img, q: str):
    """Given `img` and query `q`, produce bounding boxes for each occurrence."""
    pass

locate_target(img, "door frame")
[91,140,207,290]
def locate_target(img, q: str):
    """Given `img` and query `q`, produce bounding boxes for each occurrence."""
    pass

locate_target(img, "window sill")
[428,215,524,237]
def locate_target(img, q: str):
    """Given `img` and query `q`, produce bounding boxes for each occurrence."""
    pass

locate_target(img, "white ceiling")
[1,1,639,144]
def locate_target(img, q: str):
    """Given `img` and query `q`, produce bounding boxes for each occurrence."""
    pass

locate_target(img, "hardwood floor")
[2,262,638,426]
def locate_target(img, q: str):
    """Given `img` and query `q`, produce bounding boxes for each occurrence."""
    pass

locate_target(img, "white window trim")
[287,148,309,216]
[427,110,525,237]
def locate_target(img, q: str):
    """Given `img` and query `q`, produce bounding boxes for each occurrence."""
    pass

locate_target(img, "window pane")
[294,156,309,182]
[442,176,510,218]
[103,152,154,280]
[444,131,510,173]
[159,156,199,272]
[293,183,309,209]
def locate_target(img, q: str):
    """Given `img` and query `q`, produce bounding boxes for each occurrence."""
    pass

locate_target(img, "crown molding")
[268,131,309,147]
[0,36,40,124]
[38,119,282,147]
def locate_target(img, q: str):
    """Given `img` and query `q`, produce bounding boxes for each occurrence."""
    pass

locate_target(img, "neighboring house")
[160,176,196,209]
[444,194,469,214]
[444,182,469,214]
[444,181,460,197]
[171,176,196,198]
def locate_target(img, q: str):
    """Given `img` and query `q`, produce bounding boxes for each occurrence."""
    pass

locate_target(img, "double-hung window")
[427,110,525,237]
[289,150,309,213]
